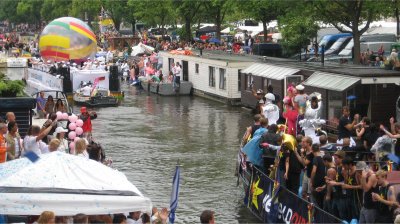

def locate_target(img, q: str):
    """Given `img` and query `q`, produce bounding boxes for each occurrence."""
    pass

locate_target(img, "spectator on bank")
[337,106,360,147]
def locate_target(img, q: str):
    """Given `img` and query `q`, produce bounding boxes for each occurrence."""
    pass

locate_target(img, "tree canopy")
[0,0,394,60]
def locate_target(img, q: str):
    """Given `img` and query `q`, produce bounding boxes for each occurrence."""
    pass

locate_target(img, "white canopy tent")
[0,152,152,215]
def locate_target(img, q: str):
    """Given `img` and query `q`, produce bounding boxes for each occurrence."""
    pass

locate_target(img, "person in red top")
[79,107,97,142]
[0,123,10,163]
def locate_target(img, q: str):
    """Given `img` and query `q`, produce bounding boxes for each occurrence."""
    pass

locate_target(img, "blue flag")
[24,151,40,162]
[169,165,181,224]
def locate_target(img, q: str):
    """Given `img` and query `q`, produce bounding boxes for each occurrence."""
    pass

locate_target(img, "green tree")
[313,0,385,64]
[173,0,202,41]
[241,0,282,42]
[203,0,234,40]
[16,0,44,27]
[0,0,21,25]
[103,0,127,31]
[41,0,72,22]
[70,0,101,28]
[279,3,319,57]
[134,0,175,36]
[125,0,138,34]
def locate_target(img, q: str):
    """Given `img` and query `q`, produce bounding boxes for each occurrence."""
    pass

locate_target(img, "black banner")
[245,167,342,224]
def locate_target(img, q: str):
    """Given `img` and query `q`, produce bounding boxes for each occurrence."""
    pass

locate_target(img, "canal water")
[2,68,261,223]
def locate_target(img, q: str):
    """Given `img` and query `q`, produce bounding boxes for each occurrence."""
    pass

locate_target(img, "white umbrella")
[0,157,32,179]
[0,152,152,216]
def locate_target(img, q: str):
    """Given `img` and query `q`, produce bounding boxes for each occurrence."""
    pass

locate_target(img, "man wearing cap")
[263,93,279,125]
[251,88,264,115]
[358,161,378,224]
[293,84,309,135]
[54,127,69,153]
[79,107,97,142]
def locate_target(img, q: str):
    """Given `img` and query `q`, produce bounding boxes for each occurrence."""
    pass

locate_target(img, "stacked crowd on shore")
[241,84,400,223]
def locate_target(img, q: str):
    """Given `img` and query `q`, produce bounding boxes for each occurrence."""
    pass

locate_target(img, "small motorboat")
[73,85,118,107]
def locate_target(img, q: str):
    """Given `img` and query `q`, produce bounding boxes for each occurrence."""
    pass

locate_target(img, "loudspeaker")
[63,80,73,93]
[109,78,120,92]
[109,65,119,79]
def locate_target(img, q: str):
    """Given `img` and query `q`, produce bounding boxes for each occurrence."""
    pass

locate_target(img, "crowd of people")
[241,83,400,223]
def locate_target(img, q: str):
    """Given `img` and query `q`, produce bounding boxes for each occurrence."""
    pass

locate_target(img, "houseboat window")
[245,74,253,90]
[328,91,342,127]
[238,70,241,91]
[209,66,215,87]
[195,63,199,74]
[219,68,226,90]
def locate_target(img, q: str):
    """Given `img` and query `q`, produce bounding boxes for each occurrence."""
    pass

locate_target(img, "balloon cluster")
[66,114,84,152]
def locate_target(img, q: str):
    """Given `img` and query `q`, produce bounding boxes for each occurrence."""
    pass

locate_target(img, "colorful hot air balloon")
[39,17,97,62]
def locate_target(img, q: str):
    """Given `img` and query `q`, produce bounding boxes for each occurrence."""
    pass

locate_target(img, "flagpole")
[169,160,182,224]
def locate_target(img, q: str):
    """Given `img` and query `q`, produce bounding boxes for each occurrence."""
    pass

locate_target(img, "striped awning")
[241,63,300,80]
[303,72,360,92]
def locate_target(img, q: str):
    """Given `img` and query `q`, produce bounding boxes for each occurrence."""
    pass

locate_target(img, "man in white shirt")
[174,62,182,90]
[23,123,56,156]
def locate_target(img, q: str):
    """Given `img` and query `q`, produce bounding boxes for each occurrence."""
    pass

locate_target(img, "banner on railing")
[245,168,341,224]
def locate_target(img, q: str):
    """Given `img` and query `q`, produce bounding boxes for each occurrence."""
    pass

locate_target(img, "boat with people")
[24,59,123,98]
[0,55,28,68]
[73,81,118,107]
[140,78,193,96]
[31,90,72,128]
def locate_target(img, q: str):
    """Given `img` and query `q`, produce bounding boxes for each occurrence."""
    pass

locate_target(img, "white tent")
[0,152,152,215]
[131,43,154,56]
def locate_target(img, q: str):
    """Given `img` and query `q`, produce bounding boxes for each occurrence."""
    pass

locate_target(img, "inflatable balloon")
[68,131,76,140]
[39,17,97,62]
[68,114,78,123]
[75,127,83,135]
[76,119,84,127]
[68,122,76,131]
[56,111,63,120]
[62,113,69,120]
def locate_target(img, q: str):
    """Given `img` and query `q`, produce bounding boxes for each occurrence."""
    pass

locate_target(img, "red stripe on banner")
[41,50,69,60]
[69,22,96,40]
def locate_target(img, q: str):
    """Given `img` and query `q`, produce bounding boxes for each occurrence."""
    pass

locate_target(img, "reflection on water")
[3,68,261,223]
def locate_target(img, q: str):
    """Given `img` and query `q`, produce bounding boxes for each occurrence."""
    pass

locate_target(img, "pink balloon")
[56,111,63,120]
[74,137,80,143]
[75,127,83,135]
[76,119,84,127]
[68,122,76,131]
[68,131,76,140]
[62,113,69,120]
[68,114,78,123]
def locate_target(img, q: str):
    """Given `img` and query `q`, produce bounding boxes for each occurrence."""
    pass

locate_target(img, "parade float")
[24,17,121,97]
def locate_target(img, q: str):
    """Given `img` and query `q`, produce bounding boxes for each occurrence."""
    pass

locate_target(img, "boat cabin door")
[284,75,303,92]
[182,60,188,81]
